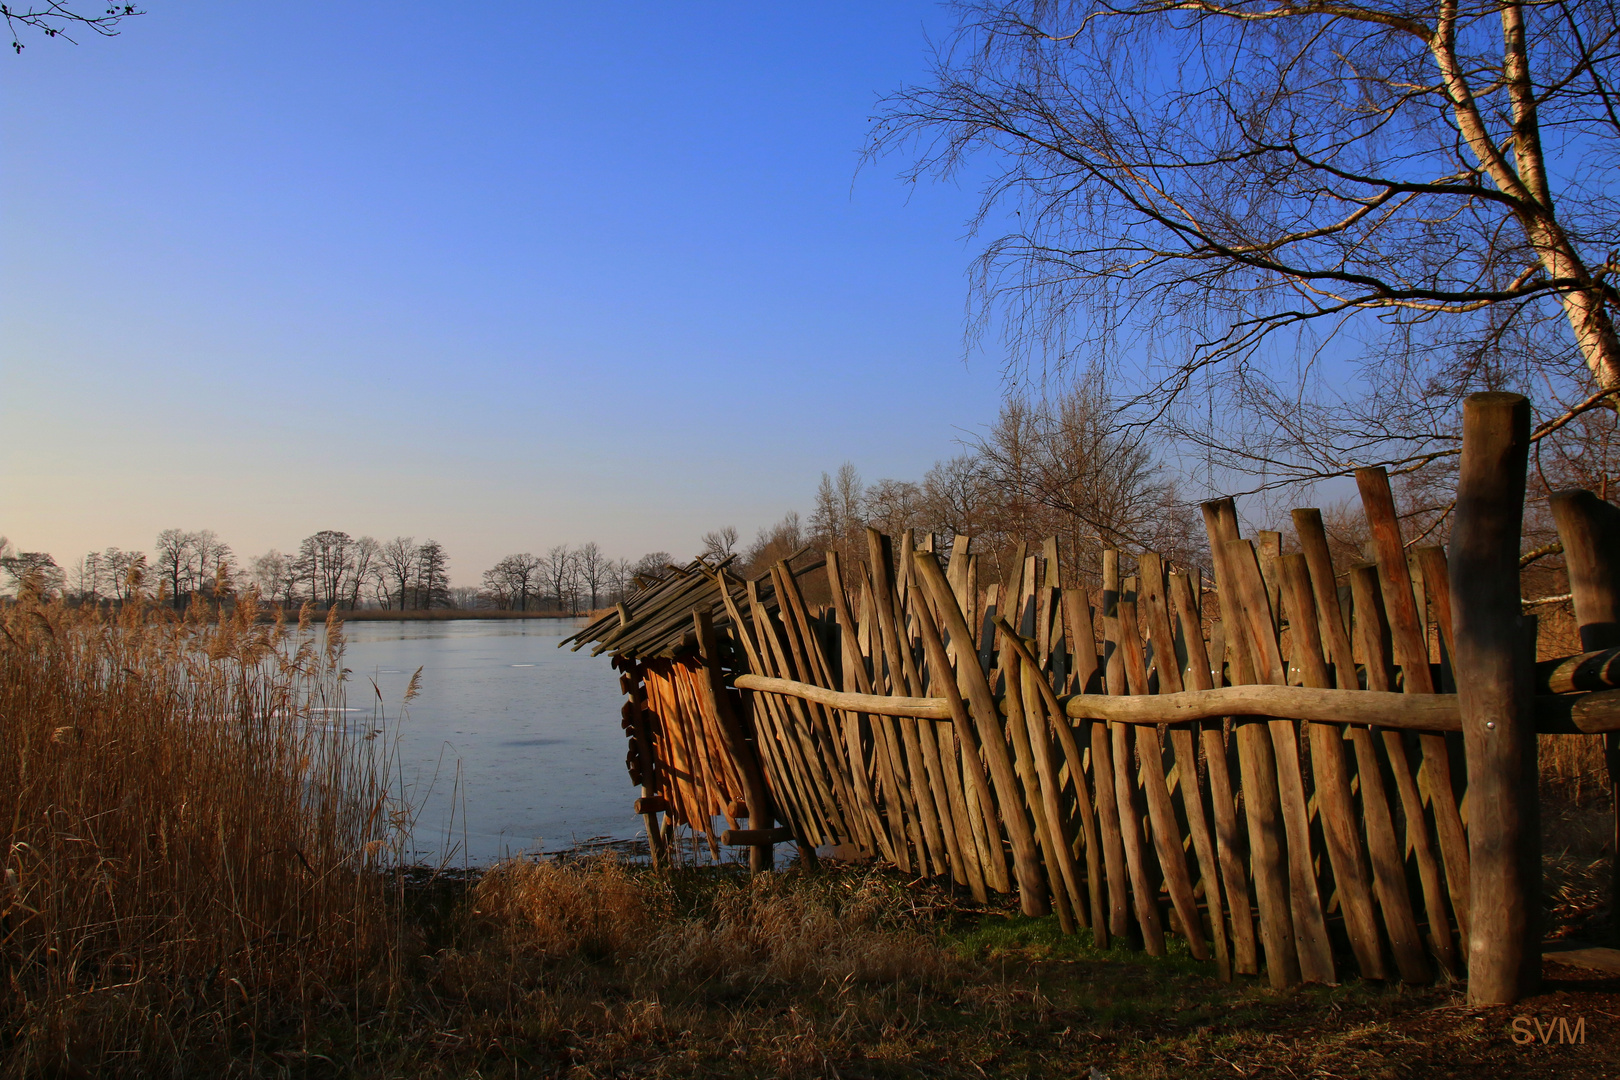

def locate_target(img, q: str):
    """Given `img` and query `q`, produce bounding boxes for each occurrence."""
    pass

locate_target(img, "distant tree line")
[0,529,672,615]
[477,545,678,614]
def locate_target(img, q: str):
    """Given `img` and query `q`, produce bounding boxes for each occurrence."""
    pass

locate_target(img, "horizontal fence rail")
[735,672,1620,733]
[578,418,1619,1002]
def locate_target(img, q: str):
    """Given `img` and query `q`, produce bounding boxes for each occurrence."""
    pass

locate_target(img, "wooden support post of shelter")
[1450,391,1538,1005]
[693,609,776,873]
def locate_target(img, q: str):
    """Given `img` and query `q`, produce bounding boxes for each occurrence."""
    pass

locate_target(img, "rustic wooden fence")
[565,393,1620,1004]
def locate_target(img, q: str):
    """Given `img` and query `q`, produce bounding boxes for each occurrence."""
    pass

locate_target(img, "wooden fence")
[565,393,1620,1003]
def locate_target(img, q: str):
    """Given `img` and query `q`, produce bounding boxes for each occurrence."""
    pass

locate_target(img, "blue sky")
[2,2,1009,581]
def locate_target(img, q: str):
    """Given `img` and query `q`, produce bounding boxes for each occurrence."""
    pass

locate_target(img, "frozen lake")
[338,617,639,866]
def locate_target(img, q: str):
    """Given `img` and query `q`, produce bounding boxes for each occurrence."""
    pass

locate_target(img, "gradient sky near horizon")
[2,2,1011,583]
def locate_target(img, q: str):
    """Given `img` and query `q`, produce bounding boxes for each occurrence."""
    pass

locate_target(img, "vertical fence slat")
[1019,655,1089,926]
[1358,467,1472,953]
[749,587,842,847]
[827,556,901,861]
[694,611,775,872]
[1280,554,1387,980]
[720,579,841,860]
[1292,507,1429,976]
[910,577,1003,899]
[1002,646,1077,931]
[1134,562,1211,960]
[1351,564,1455,975]
[1236,715,1301,988]
[1169,570,1244,977]
[999,620,1094,929]
[820,555,892,860]
[1110,589,1168,954]
[915,551,1050,915]
[1095,551,1133,939]
[1225,539,1336,985]
[1202,499,1277,979]
[771,565,859,845]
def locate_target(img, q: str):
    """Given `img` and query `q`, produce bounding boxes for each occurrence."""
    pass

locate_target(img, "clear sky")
[2,2,1008,582]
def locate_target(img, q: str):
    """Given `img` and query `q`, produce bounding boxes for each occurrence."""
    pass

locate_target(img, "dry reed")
[0,591,404,1076]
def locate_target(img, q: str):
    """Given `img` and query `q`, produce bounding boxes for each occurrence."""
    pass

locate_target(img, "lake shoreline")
[336,608,590,621]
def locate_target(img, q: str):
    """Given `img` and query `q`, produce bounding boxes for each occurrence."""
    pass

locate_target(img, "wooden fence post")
[1449,391,1537,1005]
[1548,488,1620,936]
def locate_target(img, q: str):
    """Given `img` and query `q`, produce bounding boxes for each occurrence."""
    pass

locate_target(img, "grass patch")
[2,593,1615,1077]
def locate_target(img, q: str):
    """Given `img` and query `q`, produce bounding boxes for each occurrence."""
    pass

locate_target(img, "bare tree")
[561,556,585,614]
[630,551,674,589]
[871,0,1620,492]
[1,550,64,597]
[103,547,145,601]
[921,453,994,539]
[378,537,417,611]
[975,377,1197,576]
[70,551,102,603]
[349,536,381,610]
[743,511,806,576]
[810,462,867,560]
[698,527,738,563]
[153,529,196,608]
[192,530,234,597]
[295,530,355,609]
[483,552,543,610]
[607,557,634,604]
[577,541,608,610]
[414,540,451,609]
[864,478,926,540]
[4,2,141,55]
[250,550,293,605]
[542,544,575,612]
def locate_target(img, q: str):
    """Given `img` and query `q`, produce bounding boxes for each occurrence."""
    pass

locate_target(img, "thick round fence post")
[1548,488,1620,935]
[1449,391,1537,1004]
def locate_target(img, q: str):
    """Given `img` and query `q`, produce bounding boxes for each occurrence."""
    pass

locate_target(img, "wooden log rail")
[586,395,1618,1005]
[732,673,1620,734]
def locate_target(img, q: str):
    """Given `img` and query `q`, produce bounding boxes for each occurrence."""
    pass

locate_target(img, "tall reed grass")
[0,592,404,1075]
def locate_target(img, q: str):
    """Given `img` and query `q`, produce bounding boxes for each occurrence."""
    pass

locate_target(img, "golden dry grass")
[0,593,402,1076]
[0,589,1615,1077]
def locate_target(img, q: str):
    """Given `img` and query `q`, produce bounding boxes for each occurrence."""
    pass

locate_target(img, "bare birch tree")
[871,0,1620,491]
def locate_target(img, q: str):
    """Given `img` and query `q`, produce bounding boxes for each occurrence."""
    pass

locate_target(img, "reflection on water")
[339,618,636,866]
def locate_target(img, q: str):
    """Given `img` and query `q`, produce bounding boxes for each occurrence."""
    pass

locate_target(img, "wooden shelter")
[565,393,1620,1005]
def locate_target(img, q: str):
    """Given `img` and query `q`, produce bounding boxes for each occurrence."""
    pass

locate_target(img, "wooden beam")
[1450,391,1538,1005]
[732,673,1620,734]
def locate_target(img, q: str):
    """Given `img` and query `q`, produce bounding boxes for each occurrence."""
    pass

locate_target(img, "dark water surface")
[339,618,637,865]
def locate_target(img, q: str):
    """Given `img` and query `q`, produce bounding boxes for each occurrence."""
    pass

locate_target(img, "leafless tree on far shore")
[379,537,417,612]
[577,541,609,610]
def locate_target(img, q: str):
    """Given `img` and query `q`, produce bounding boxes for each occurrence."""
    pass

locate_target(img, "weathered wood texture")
[1549,487,1620,938]
[1450,392,1538,1005]
[574,448,1605,997]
